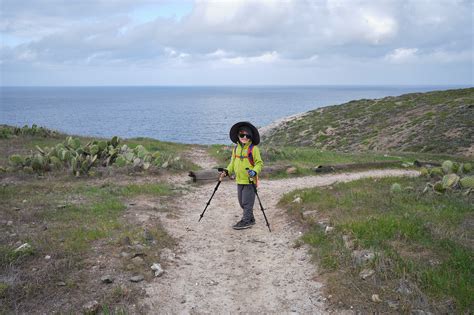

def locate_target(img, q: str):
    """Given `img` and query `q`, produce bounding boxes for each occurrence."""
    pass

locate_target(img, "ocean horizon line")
[1,84,472,89]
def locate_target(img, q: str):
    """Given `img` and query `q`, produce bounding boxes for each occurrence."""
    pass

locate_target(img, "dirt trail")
[141,149,419,313]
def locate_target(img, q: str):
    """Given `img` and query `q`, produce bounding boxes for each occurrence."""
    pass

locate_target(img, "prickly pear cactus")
[114,156,127,167]
[420,167,429,177]
[442,174,460,189]
[442,160,454,174]
[9,154,24,167]
[5,133,176,176]
[433,181,445,193]
[430,167,444,177]
[463,163,472,173]
[460,176,474,189]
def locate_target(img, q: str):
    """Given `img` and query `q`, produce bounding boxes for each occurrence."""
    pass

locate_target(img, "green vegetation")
[209,144,470,179]
[263,88,474,156]
[280,176,473,312]
[0,125,199,174]
[0,124,61,139]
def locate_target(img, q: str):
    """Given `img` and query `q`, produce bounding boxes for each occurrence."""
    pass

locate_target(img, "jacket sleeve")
[252,145,263,175]
[226,146,235,175]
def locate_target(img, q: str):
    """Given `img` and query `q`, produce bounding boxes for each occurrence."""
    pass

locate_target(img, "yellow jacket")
[226,141,263,185]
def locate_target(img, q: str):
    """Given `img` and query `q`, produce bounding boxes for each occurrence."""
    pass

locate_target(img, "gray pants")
[237,184,256,222]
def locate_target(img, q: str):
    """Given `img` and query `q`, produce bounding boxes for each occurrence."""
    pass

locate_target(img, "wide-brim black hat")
[229,121,260,145]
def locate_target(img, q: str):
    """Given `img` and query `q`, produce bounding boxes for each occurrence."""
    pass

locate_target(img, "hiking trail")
[141,148,419,313]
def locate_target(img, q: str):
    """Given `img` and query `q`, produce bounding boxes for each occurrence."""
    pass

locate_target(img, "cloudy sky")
[0,0,472,86]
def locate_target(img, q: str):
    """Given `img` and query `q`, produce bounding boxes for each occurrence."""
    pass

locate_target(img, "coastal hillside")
[262,88,474,156]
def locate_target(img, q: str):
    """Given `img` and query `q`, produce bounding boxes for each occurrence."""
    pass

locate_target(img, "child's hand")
[219,168,229,180]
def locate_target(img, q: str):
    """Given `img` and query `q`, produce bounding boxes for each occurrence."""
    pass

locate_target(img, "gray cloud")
[0,0,472,85]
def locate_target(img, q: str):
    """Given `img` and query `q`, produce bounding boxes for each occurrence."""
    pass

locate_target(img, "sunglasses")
[239,133,251,139]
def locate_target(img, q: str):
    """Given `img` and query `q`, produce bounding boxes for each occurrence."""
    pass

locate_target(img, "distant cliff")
[262,88,474,156]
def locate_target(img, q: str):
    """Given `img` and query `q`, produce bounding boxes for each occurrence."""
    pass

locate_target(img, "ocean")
[0,85,466,145]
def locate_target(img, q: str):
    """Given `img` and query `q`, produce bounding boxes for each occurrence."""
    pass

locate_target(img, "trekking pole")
[198,169,225,222]
[246,168,271,232]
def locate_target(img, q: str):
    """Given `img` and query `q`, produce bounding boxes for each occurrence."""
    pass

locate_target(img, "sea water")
[0,85,466,144]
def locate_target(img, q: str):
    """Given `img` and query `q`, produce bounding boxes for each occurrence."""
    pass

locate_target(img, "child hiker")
[220,122,264,230]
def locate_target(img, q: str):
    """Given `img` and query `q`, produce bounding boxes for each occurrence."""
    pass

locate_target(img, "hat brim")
[229,121,260,145]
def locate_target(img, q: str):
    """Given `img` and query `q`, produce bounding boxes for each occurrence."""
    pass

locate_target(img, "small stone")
[83,300,101,314]
[130,275,144,282]
[208,280,219,286]
[359,268,375,280]
[181,298,186,304]
[120,252,131,258]
[397,280,413,295]
[292,197,302,203]
[226,248,236,252]
[7,221,13,226]
[45,255,51,260]
[131,256,144,265]
[302,210,318,220]
[22,199,27,203]
[351,250,375,266]
[56,281,66,287]
[56,204,67,209]
[101,275,114,284]
[317,219,330,228]
[133,244,146,251]
[325,226,334,234]
[286,167,298,174]
[371,294,382,303]
[13,207,21,211]
[151,263,164,277]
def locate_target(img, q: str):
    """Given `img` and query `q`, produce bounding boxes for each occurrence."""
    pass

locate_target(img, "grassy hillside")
[262,88,474,156]
[280,176,473,313]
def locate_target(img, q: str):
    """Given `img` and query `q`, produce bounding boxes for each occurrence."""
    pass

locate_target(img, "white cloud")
[385,48,419,63]
[362,11,398,44]
[385,48,473,64]
[223,51,280,65]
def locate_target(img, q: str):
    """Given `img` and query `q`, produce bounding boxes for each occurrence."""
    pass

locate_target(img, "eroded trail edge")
[142,168,419,313]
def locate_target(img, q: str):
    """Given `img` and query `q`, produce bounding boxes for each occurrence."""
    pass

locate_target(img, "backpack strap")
[248,144,255,167]
[233,143,255,167]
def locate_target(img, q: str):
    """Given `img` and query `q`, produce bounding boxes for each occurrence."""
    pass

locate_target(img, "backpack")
[233,143,255,166]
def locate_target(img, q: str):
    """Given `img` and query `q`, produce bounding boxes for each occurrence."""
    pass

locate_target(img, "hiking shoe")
[232,220,253,230]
